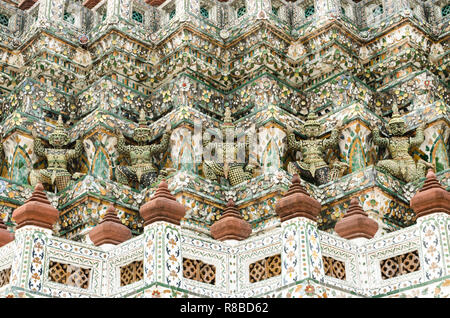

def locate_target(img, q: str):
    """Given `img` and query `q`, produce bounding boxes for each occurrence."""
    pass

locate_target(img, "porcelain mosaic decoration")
[0,0,447,298]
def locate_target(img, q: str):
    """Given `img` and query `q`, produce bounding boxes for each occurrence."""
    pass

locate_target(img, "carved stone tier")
[210,199,252,241]
[89,205,132,246]
[12,183,59,230]
[275,174,321,222]
[410,169,450,218]
[140,181,186,226]
[334,198,378,239]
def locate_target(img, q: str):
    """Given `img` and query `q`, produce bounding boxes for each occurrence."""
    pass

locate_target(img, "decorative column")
[158,0,190,22]
[317,0,340,17]
[45,0,66,23]
[89,205,131,249]
[334,197,378,294]
[410,169,450,280]
[245,0,260,17]
[275,174,324,285]
[140,181,186,291]
[334,198,378,244]
[9,183,59,294]
[258,0,290,23]
[391,0,411,14]
[210,199,251,243]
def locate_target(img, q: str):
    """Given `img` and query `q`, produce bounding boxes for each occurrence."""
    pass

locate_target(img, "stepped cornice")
[0,14,445,94]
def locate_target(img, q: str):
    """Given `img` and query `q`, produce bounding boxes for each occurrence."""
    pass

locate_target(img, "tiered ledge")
[2,167,450,241]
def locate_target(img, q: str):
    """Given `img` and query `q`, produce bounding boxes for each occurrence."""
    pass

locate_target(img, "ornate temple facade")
[0,0,447,298]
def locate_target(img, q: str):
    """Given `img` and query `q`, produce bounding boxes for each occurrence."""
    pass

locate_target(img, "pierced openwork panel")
[132,10,143,23]
[120,260,144,287]
[0,13,9,27]
[372,5,383,17]
[380,250,421,280]
[183,258,216,285]
[63,11,75,24]
[249,254,281,283]
[48,261,91,289]
[237,6,247,18]
[323,256,346,280]
[272,6,279,16]
[0,267,11,287]
[169,9,176,20]
[200,6,210,19]
[305,5,315,18]
[443,5,450,17]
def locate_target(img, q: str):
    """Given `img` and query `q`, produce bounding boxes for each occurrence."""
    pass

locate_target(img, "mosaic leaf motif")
[431,137,449,173]
[262,139,280,172]
[177,137,195,172]
[92,148,110,180]
[0,13,8,27]
[10,147,29,184]
[0,159,7,178]
[272,7,279,16]
[349,137,366,173]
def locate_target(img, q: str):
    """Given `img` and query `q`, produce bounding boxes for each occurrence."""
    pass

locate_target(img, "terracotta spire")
[139,181,186,226]
[410,169,450,218]
[145,0,167,6]
[89,205,131,246]
[18,0,38,10]
[12,183,59,230]
[210,199,251,241]
[0,217,14,247]
[275,174,321,222]
[334,198,378,240]
[83,0,100,9]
